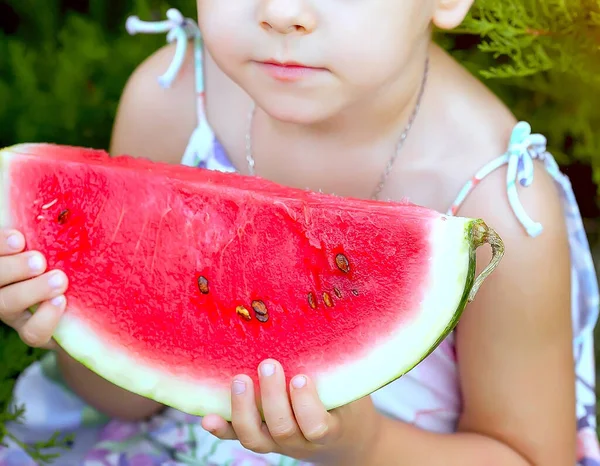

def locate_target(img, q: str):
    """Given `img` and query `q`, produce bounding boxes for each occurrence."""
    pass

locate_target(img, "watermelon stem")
[468,220,505,302]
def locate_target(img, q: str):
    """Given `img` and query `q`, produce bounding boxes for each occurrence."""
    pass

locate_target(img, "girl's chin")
[252,92,346,126]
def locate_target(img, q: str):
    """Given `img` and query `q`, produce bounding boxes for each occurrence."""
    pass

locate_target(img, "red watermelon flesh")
[0,143,503,419]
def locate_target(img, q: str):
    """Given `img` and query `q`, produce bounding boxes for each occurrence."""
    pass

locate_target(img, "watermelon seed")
[333,287,342,298]
[307,292,317,309]
[255,313,269,323]
[251,300,268,316]
[197,276,209,294]
[323,292,333,308]
[351,289,359,296]
[236,305,252,321]
[57,209,71,224]
[335,254,350,273]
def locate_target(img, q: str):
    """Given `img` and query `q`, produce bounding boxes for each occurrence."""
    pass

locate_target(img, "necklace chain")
[245,56,429,200]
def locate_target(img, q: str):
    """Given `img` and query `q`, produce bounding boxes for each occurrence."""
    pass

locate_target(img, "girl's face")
[197,0,471,124]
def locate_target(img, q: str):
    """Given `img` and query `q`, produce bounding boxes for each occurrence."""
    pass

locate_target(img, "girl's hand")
[201,359,382,465]
[0,229,69,349]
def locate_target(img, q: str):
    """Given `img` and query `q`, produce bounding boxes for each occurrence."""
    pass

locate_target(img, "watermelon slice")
[0,144,504,420]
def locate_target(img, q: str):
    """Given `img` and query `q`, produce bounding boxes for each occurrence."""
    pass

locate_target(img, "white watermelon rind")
[50,216,480,421]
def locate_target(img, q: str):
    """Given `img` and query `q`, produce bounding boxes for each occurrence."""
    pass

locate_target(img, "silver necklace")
[245,56,429,200]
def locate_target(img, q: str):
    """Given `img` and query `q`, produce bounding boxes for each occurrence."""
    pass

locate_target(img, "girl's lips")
[257,60,327,82]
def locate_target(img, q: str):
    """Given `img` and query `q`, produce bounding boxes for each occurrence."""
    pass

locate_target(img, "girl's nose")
[258,0,317,35]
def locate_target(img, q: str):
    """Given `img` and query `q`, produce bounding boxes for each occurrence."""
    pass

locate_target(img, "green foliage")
[1,407,75,464]
[439,0,600,186]
[1,0,600,459]
[0,327,42,414]
[0,0,195,149]
[0,326,73,462]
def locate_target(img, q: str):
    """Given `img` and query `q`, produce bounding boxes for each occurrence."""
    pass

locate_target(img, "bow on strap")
[126,9,201,89]
[506,121,556,238]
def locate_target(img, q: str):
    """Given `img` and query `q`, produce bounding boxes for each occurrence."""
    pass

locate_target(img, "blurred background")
[1,0,600,447]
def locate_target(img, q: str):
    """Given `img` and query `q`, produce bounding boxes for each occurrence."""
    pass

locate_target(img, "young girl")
[1,1,599,465]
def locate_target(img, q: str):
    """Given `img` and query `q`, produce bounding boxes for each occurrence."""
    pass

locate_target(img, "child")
[1,2,599,465]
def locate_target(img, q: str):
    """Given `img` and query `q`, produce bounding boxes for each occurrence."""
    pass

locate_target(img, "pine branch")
[437,0,600,203]
[450,0,600,82]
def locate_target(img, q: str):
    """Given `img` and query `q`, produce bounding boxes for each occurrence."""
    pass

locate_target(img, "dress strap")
[126,9,213,168]
[447,121,566,238]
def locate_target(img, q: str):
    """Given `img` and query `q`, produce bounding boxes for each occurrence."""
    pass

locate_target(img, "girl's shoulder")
[109,42,198,163]
[110,41,251,168]
[428,47,564,233]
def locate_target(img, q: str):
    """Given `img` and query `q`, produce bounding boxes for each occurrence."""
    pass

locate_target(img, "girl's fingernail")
[51,295,66,308]
[232,379,246,395]
[260,363,275,377]
[7,234,22,250]
[48,272,65,289]
[28,254,44,272]
[292,376,307,389]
